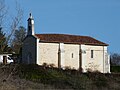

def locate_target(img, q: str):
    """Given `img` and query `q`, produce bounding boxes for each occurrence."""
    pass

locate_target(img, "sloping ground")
[0,64,57,90]
[0,64,120,90]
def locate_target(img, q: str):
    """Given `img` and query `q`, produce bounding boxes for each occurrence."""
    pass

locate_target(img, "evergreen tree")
[12,26,26,54]
[0,27,12,53]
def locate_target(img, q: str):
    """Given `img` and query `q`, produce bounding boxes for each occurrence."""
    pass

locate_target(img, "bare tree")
[0,0,9,53]
[110,53,120,66]
[7,1,23,45]
[0,0,23,53]
[0,0,7,27]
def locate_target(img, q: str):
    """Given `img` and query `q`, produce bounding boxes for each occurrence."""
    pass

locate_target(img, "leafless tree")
[0,0,8,53]
[0,0,7,27]
[6,1,23,45]
[0,0,23,53]
[110,53,120,66]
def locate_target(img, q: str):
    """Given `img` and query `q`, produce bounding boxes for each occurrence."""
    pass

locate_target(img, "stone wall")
[81,45,110,73]
[37,43,59,67]
[22,37,110,73]
[64,44,79,69]
[22,36,37,64]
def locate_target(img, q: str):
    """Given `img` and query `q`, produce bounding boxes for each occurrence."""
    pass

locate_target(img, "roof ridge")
[35,33,90,37]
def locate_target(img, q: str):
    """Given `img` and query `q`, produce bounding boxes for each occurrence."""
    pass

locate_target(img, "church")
[22,13,110,73]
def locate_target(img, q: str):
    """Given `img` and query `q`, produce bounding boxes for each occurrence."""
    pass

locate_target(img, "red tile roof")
[35,34,108,46]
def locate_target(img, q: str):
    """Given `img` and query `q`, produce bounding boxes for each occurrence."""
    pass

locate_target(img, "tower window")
[91,50,93,58]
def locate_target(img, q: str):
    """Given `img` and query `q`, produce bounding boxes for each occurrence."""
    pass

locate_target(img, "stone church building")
[22,14,110,73]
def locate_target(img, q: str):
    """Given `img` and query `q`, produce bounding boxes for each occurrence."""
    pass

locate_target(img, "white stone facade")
[22,37,110,73]
[81,45,110,73]
[22,13,110,73]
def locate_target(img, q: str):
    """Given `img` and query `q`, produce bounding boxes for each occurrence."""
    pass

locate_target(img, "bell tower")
[27,13,35,35]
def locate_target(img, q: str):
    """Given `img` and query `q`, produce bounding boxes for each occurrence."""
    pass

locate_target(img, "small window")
[91,50,93,58]
[72,53,74,58]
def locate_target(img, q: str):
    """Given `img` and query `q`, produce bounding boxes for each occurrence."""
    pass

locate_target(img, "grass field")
[0,64,120,90]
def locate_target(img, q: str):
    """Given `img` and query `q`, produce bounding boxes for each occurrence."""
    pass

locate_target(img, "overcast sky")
[6,0,120,53]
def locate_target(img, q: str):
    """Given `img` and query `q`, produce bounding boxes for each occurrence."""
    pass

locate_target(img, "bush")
[17,64,120,89]
[111,66,120,73]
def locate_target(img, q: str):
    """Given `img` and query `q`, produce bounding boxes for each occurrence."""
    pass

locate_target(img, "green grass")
[1,64,120,89]
[16,64,120,90]
[18,64,91,89]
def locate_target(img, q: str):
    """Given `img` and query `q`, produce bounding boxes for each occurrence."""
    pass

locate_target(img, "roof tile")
[35,34,108,46]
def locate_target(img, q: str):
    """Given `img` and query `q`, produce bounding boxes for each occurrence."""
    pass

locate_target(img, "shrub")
[42,63,49,67]
[49,63,55,68]
[111,66,120,73]
[64,66,71,70]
